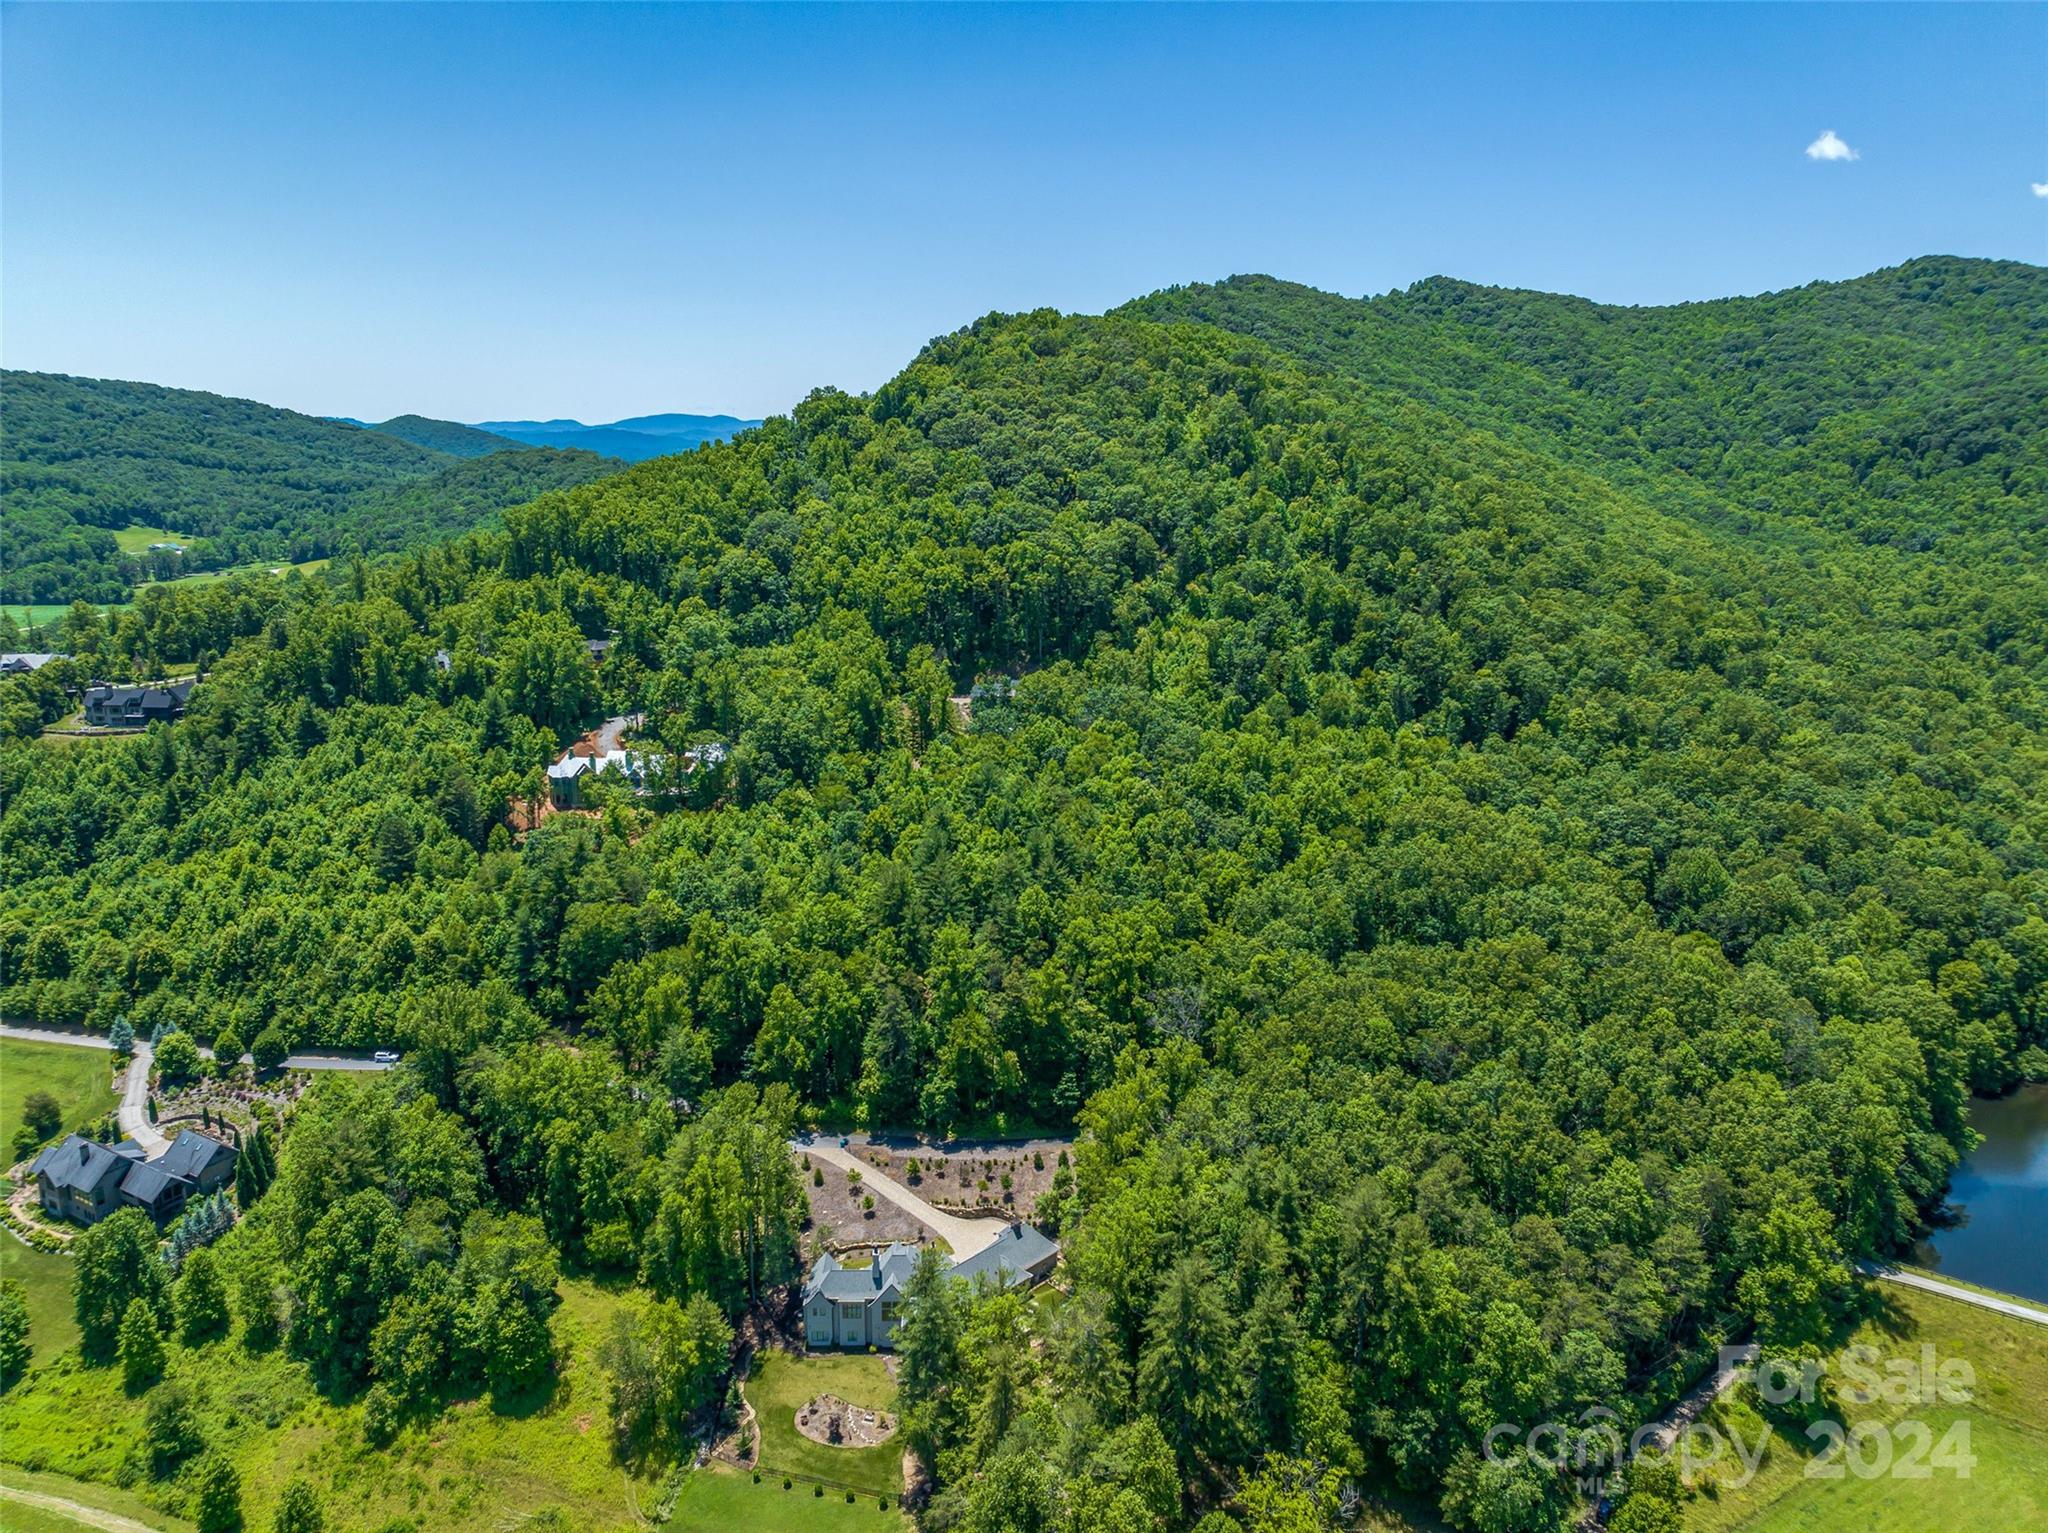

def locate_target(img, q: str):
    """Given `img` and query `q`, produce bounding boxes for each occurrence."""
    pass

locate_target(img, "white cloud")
[2033,182,2048,198]
[1805,130,1859,163]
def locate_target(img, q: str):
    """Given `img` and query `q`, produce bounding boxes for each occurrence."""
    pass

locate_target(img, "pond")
[1912,1083,2048,1303]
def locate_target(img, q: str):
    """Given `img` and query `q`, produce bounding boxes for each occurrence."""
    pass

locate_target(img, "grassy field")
[0,1463,194,1532]
[110,525,183,555]
[147,557,329,591]
[0,1275,660,1532]
[1686,1285,2048,1532]
[0,1463,196,1532]
[0,1241,79,1365]
[746,1351,902,1499]
[4,607,80,635]
[0,1495,94,1533]
[668,1463,906,1532]
[6,558,330,640]
[2,1039,119,1159]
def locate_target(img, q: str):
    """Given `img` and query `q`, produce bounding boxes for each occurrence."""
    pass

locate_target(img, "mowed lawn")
[4,606,78,632]
[1688,1285,2048,1532]
[111,524,183,554]
[0,1241,79,1364]
[746,1350,902,1499]
[668,1463,907,1533]
[1,1038,119,1156]
[147,557,329,591]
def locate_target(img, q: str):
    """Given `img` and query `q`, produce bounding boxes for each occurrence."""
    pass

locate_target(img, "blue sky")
[4,3,2043,422]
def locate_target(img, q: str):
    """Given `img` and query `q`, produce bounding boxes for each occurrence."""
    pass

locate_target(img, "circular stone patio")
[795,1393,899,1449]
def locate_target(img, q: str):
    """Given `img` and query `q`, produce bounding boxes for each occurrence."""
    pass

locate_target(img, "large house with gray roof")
[82,678,196,729]
[28,1129,236,1228]
[801,1221,1060,1350]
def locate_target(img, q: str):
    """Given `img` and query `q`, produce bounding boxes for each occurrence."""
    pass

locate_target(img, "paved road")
[1,1022,394,1074]
[1858,1260,2048,1327]
[0,1023,116,1051]
[3,1022,392,1164]
[798,1137,1006,1258]
[278,1051,394,1071]
[837,1128,1074,1158]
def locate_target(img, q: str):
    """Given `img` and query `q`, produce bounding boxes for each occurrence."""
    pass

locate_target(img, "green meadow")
[0,1277,660,1533]
[0,1243,79,1367]
[110,525,184,555]
[0,1462,196,1532]
[1,1038,119,1153]
[667,1465,906,1533]
[1686,1285,2048,1533]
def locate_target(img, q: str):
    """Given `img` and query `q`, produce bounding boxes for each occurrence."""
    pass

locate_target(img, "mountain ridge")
[475,412,763,461]
[1119,254,2046,553]
[365,414,524,457]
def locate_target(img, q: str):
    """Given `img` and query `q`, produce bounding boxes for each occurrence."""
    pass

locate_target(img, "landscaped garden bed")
[795,1393,898,1449]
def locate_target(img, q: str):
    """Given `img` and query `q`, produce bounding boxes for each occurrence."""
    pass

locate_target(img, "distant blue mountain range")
[473,412,761,462]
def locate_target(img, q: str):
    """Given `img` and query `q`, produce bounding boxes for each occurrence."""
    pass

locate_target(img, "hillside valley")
[1,256,2045,1533]
[1,377,635,606]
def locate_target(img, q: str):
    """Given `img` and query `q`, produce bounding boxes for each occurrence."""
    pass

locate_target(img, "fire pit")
[794,1393,898,1448]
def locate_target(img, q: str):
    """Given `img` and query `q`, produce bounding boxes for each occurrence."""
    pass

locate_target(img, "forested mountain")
[334,446,625,554]
[3,261,2044,1531]
[477,411,762,460]
[365,413,523,456]
[1124,256,2047,554]
[0,373,630,603]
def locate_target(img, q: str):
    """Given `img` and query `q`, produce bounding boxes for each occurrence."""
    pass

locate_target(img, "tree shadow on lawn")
[485,1367,568,1421]
[1712,1286,1923,1470]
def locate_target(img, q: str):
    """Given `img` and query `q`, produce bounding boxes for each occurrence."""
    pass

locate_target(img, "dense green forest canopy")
[1124,256,2047,557]
[3,258,2044,1531]
[0,372,627,603]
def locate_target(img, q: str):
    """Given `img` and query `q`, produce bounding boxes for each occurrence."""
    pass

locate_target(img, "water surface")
[1912,1083,2048,1303]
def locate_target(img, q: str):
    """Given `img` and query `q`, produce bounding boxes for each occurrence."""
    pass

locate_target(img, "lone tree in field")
[272,1477,325,1533]
[20,1089,62,1144]
[177,1247,231,1345]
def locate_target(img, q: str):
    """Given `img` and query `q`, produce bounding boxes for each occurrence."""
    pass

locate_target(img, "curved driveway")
[116,1041,168,1156]
[797,1137,1005,1258]
[2,1022,392,1163]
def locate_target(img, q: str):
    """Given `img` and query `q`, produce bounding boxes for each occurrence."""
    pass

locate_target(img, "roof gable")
[156,1129,234,1181]
[31,1134,133,1195]
[119,1160,187,1205]
[950,1221,1059,1288]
